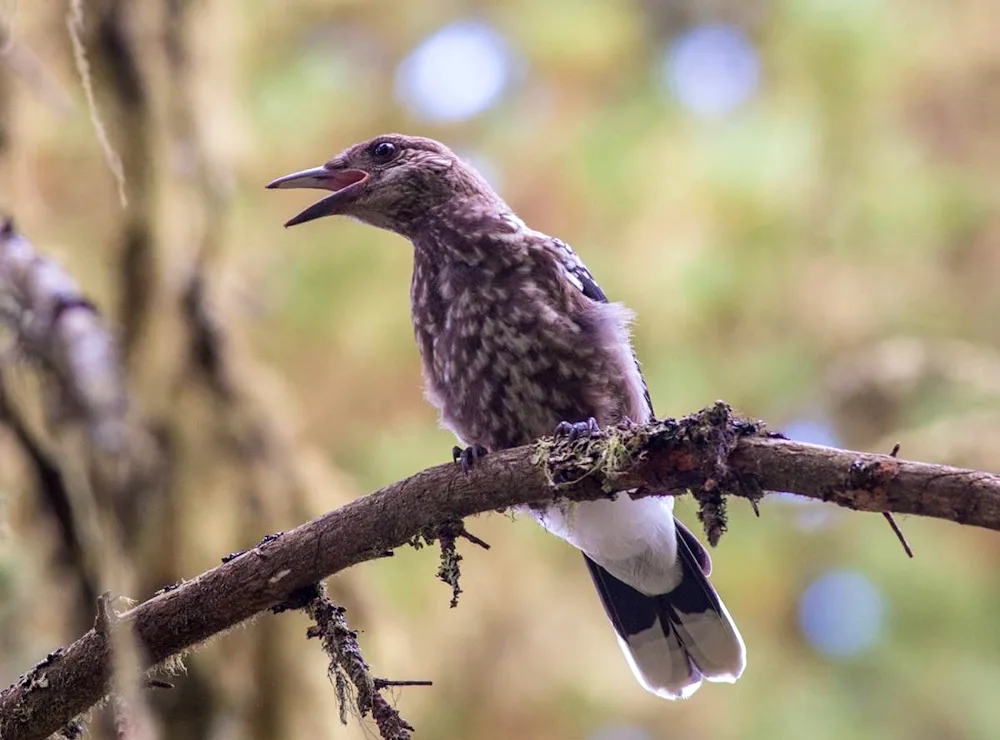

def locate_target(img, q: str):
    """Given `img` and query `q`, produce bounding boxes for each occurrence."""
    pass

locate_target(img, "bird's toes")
[554,421,575,438]
[453,444,488,474]
[554,417,602,441]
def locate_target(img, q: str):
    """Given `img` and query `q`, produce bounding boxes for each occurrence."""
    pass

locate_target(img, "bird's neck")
[407,197,527,267]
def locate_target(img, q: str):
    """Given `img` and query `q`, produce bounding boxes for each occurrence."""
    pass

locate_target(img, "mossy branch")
[2,402,1000,739]
[279,582,422,739]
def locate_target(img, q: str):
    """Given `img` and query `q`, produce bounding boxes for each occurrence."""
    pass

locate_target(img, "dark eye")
[371,141,398,161]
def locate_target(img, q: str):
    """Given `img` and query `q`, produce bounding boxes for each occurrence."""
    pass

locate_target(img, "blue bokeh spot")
[799,570,886,659]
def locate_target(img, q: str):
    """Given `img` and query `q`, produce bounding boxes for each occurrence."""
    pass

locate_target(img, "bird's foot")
[452,444,488,474]
[554,417,602,441]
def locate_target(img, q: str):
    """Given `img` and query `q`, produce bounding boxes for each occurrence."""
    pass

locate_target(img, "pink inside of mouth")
[322,169,368,191]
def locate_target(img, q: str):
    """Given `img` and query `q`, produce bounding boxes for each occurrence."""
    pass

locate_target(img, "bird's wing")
[551,237,609,303]
[549,237,655,417]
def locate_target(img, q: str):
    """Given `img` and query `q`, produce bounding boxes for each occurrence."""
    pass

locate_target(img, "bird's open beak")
[266,165,369,227]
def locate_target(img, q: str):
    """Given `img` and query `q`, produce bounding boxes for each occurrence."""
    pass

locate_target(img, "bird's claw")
[554,417,602,441]
[452,444,488,474]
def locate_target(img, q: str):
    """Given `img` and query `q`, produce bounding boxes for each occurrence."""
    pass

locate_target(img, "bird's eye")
[371,142,398,161]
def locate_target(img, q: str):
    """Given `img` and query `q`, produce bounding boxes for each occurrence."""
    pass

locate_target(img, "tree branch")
[2,403,999,739]
[0,219,128,450]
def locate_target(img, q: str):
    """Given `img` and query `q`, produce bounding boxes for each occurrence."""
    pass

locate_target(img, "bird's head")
[267,134,500,234]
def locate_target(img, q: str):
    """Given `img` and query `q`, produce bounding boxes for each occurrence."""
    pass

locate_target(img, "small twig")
[882,511,914,557]
[94,591,117,636]
[882,443,914,558]
[373,679,433,689]
[457,528,491,551]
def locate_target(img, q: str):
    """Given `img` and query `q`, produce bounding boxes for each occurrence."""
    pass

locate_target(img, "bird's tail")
[583,519,745,699]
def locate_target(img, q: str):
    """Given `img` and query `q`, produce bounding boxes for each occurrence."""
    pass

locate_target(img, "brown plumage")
[268,134,746,699]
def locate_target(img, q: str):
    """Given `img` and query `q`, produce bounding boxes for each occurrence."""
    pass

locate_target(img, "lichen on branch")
[533,402,769,545]
[283,583,422,740]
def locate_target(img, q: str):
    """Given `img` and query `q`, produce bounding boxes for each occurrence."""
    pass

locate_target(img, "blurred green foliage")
[2,0,1000,738]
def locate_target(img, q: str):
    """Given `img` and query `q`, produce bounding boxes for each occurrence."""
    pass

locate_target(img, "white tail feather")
[618,619,703,700]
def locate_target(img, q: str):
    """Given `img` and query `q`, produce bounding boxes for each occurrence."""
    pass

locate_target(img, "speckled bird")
[268,134,746,699]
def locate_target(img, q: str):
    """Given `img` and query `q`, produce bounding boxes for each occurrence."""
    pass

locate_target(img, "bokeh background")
[2,1,1000,738]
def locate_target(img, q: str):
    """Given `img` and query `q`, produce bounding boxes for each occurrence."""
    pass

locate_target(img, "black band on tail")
[582,516,745,696]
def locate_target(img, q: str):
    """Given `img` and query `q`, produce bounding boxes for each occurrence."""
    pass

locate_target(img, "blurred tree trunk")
[69,2,363,738]
[0,51,9,162]
[0,3,372,736]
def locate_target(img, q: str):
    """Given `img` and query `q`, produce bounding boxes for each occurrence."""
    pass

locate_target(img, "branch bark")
[2,404,999,739]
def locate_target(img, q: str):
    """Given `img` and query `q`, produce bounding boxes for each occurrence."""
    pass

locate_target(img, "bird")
[267,134,746,699]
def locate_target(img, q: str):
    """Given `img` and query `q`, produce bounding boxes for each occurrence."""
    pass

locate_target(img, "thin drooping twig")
[882,443,914,558]
[3,403,1000,739]
[72,0,153,363]
[882,511,914,558]
[65,0,128,207]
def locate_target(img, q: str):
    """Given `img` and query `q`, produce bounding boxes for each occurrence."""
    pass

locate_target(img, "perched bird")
[267,134,746,699]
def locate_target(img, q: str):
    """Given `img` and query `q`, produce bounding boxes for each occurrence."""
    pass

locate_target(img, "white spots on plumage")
[551,238,582,264]
[411,206,652,448]
[535,301,563,329]
[563,268,585,293]
[500,211,529,231]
